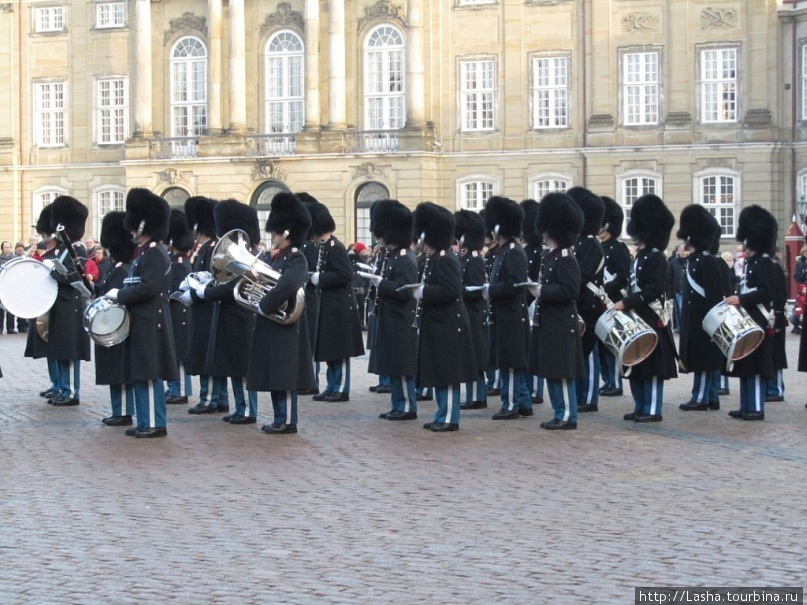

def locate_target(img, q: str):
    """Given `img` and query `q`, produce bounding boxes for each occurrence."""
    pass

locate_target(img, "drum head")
[621,331,658,366]
[729,329,765,361]
[91,306,127,335]
[0,259,58,319]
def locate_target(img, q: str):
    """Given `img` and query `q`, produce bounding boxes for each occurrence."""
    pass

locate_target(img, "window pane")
[264,31,305,134]
[364,26,405,131]
[701,48,737,123]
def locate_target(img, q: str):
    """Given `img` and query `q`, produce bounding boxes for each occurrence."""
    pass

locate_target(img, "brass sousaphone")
[210,229,305,324]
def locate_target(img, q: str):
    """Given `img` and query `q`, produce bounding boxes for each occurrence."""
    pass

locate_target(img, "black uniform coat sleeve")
[488,241,530,369]
[574,235,605,356]
[602,238,630,303]
[679,251,725,372]
[45,245,92,362]
[729,253,775,378]
[93,262,131,385]
[461,250,490,373]
[186,238,217,374]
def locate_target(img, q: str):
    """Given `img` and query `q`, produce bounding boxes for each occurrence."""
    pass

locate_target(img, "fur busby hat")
[536,192,583,249]
[566,187,604,238]
[214,199,261,246]
[414,202,455,251]
[184,196,217,237]
[50,195,88,242]
[100,211,136,264]
[484,196,524,240]
[520,199,542,246]
[454,209,486,252]
[165,209,194,253]
[677,204,720,252]
[736,204,778,254]
[295,192,320,239]
[709,224,722,256]
[308,202,336,238]
[265,192,311,248]
[627,194,675,251]
[35,204,54,237]
[601,196,624,238]
[372,200,412,249]
[123,188,170,241]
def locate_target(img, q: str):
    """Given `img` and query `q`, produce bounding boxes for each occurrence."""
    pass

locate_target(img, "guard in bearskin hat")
[412,202,476,431]
[364,199,392,395]
[528,192,585,430]
[597,196,632,397]
[95,211,137,427]
[765,245,788,404]
[364,200,419,420]
[163,209,194,405]
[308,201,365,403]
[247,192,315,434]
[483,196,532,420]
[613,194,678,423]
[676,204,727,412]
[108,188,177,437]
[455,209,491,411]
[724,205,779,420]
[479,208,501,396]
[520,199,545,406]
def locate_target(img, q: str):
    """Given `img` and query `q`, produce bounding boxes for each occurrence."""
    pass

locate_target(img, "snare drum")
[83,297,130,347]
[0,257,58,319]
[595,308,658,367]
[702,301,764,365]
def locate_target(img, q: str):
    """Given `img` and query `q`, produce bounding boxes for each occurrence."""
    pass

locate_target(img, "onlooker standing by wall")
[0,241,18,334]
[667,243,687,332]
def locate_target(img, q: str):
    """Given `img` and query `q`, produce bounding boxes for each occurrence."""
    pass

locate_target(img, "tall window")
[265,31,304,134]
[460,59,495,131]
[532,56,568,129]
[35,82,66,147]
[802,45,807,121]
[364,25,405,130]
[96,2,125,28]
[170,37,207,138]
[620,175,659,237]
[697,173,737,236]
[94,187,126,238]
[356,182,390,244]
[96,78,127,144]
[458,178,496,210]
[623,51,659,125]
[34,6,65,32]
[531,177,571,201]
[700,48,737,123]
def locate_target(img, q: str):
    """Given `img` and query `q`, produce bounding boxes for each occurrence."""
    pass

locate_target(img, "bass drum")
[702,301,764,366]
[595,308,658,367]
[83,297,131,347]
[0,258,58,319]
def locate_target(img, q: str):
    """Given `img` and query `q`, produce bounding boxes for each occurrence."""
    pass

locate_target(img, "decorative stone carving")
[620,161,656,172]
[157,167,190,186]
[700,7,737,30]
[357,0,405,33]
[622,13,658,33]
[701,158,734,170]
[164,12,207,45]
[252,159,286,183]
[260,2,304,36]
[0,4,14,13]
[354,162,389,179]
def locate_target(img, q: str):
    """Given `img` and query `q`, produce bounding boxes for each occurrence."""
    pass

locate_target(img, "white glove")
[310,272,320,286]
[528,285,541,300]
[179,276,190,292]
[105,288,119,301]
[481,283,490,301]
[177,290,193,306]
[369,274,382,287]
[412,284,424,300]
[194,284,206,300]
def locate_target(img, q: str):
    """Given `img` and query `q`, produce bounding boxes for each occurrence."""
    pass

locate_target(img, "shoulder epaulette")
[329,239,335,247]
[439,250,446,257]
[178,257,184,264]
[149,241,157,248]
[509,242,515,249]
[472,250,478,258]
[562,248,569,257]
[291,247,299,253]
[399,248,407,256]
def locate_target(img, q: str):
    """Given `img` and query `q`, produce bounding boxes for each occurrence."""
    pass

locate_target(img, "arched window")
[170,37,207,138]
[162,187,191,208]
[529,174,572,201]
[32,187,68,232]
[457,176,498,211]
[355,182,390,244]
[617,172,661,238]
[694,170,739,237]
[93,186,126,239]
[265,30,304,134]
[250,180,291,242]
[364,25,405,131]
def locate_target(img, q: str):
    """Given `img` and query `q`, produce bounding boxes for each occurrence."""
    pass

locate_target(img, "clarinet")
[367,245,387,318]
[531,247,548,328]
[315,238,326,274]
[411,252,431,330]
[55,224,94,299]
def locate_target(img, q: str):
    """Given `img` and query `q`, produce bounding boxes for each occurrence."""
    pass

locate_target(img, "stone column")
[327,0,346,129]
[304,0,321,130]
[133,0,152,137]
[228,0,247,133]
[207,0,223,134]
[405,0,425,128]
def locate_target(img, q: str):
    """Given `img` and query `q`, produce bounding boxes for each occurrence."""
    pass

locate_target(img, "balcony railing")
[148,137,199,160]
[345,130,400,153]
[244,134,297,157]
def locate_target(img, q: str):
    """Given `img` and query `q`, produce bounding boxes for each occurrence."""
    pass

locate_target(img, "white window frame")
[622,50,659,126]
[95,2,125,29]
[531,55,569,130]
[34,81,67,148]
[529,174,572,201]
[699,47,738,124]
[170,36,208,138]
[363,24,406,131]
[32,187,68,231]
[265,30,305,135]
[457,0,496,6]
[460,58,496,132]
[801,44,807,121]
[457,176,498,211]
[800,171,807,201]
[618,172,661,238]
[95,77,127,145]
[34,6,65,33]
[94,187,126,239]
[694,170,739,238]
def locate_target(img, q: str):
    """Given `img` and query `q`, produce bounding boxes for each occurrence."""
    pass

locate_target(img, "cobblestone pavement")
[1,330,805,604]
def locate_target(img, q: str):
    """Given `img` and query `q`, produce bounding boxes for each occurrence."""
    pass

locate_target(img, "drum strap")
[685,269,705,298]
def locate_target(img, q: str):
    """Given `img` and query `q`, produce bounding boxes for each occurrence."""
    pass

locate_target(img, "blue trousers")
[463,372,488,404]
[211,376,229,408]
[433,384,461,425]
[528,373,545,400]
[378,374,391,388]
[546,378,578,423]
[739,376,765,414]
[629,376,664,416]
[600,342,623,390]
[690,371,717,404]
[485,368,500,390]
[576,349,600,405]
[499,367,531,413]
[133,380,167,429]
[166,363,193,398]
[46,358,59,391]
[271,390,298,425]
[229,377,258,417]
[766,369,784,398]
[325,359,350,395]
[390,375,417,413]
[54,359,80,399]
[109,383,135,417]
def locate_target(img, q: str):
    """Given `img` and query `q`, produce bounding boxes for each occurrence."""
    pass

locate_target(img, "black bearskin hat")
[372,200,412,249]
[484,196,523,240]
[214,199,261,247]
[184,196,217,237]
[295,192,319,239]
[100,211,136,264]
[265,192,311,248]
[520,199,542,246]
[50,195,88,242]
[736,205,778,254]
[709,224,722,256]
[627,194,675,251]
[165,209,194,253]
[536,192,583,249]
[454,210,486,252]
[566,187,604,238]
[677,204,720,252]
[414,202,455,251]
[35,204,54,236]
[308,202,336,238]
[601,196,624,238]
[123,188,170,241]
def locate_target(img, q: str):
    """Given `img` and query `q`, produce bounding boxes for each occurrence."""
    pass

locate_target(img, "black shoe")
[378,410,395,419]
[742,411,765,421]
[486,388,501,397]
[376,385,392,394]
[51,396,79,406]
[387,411,417,421]
[623,412,640,421]
[312,392,333,402]
[577,404,599,412]
[792,328,801,335]
[19,327,28,333]
[103,415,133,426]
[324,393,349,402]
[460,401,487,410]
[40,388,59,398]
[260,423,297,434]
[124,427,139,436]
[492,409,520,420]
[229,415,257,425]
[222,413,235,422]
[369,385,379,393]
[6,330,17,334]
[708,401,720,410]
[600,388,623,397]
[765,395,784,403]
[134,427,168,438]
[165,395,188,405]
[519,408,534,417]
[216,405,229,413]
[531,396,544,404]
[717,388,730,396]
[541,418,577,430]
[679,400,708,411]
[423,422,435,430]
[634,414,662,423]
[188,403,218,414]
[429,422,459,432]
[416,394,433,401]
[298,388,319,396]
[728,409,744,419]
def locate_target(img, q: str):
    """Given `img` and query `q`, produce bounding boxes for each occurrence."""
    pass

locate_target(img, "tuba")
[211,229,305,325]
